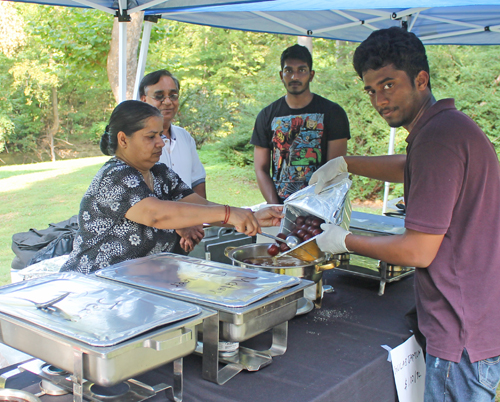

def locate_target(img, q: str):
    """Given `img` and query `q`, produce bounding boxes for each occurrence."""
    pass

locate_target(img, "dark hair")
[353,27,431,90]
[139,69,180,98]
[100,100,162,156]
[280,44,313,71]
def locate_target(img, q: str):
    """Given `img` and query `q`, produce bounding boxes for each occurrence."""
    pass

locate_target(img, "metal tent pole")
[382,127,396,214]
[117,0,129,103]
[133,15,160,100]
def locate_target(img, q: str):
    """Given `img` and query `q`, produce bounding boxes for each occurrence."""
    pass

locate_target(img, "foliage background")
[1,3,500,201]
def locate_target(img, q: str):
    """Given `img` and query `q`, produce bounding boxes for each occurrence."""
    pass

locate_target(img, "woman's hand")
[227,207,261,236]
[254,206,283,227]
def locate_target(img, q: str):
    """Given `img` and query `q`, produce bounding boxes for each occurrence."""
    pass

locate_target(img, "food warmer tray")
[96,253,313,385]
[341,211,415,295]
[0,272,216,402]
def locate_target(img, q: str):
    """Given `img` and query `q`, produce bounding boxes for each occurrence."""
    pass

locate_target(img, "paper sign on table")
[389,335,426,402]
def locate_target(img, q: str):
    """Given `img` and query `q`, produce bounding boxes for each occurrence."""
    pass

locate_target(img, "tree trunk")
[107,12,144,102]
[48,86,59,162]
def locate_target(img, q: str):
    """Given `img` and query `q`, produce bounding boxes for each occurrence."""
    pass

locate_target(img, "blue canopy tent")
[150,0,500,45]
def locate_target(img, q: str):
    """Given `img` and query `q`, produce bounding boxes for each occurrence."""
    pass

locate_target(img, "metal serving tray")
[96,253,301,309]
[341,212,414,295]
[96,254,312,385]
[0,273,215,387]
[0,272,201,346]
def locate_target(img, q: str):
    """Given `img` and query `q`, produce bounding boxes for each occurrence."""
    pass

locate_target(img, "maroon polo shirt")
[404,99,500,363]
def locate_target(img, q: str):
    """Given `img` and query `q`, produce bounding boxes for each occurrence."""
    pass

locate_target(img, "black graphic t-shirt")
[61,157,193,274]
[251,94,350,200]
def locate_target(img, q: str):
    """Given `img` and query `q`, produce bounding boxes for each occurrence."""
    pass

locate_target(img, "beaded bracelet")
[222,204,231,225]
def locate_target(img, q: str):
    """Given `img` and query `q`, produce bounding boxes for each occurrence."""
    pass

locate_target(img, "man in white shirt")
[140,69,206,253]
[140,70,206,197]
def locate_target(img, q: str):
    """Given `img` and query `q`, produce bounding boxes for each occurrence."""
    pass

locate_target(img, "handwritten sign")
[389,335,426,402]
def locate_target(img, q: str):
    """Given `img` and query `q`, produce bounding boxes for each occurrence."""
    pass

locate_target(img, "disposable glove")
[309,157,348,194]
[316,223,351,254]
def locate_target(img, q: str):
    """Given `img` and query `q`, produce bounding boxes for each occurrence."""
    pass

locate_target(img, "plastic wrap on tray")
[283,174,352,227]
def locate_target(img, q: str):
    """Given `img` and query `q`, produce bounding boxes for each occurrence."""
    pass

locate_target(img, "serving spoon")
[259,232,300,248]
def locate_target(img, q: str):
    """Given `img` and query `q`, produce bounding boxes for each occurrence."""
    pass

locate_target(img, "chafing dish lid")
[350,211,405,235]
[96,253,301,308]
[0,272,201,347]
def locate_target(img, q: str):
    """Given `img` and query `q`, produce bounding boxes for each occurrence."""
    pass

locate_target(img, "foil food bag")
[282,173,352,231]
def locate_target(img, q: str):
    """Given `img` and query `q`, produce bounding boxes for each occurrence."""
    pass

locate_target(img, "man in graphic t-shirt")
[251,44,350,204]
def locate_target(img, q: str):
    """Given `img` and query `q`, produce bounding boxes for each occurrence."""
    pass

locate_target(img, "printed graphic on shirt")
[271,113,324,199]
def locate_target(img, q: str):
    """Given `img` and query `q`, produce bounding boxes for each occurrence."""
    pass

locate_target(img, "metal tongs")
[22,291,71,310]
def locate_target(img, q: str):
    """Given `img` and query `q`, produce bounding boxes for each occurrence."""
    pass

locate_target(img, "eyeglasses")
[148,93,179,103]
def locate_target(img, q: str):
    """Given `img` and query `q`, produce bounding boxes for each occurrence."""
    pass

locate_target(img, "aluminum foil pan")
[96,253,301,308]
[0,272,201,347]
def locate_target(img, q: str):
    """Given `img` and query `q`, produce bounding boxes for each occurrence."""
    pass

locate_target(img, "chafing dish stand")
[0,273,218,402]
[338,211,415,295]
[96,253,313,385]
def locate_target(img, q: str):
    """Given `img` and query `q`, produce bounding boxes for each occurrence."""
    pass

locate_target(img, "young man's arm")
[326,138,348,161]
[346,228,443,267]
[254,146,281,204]
[345,155,406,183]
[319,225,443,268]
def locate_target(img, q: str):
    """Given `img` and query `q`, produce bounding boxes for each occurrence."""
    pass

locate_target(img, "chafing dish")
[0,388,41,402]
[340,211,414,295]
[96,253,312,385]
[0,273,216,402]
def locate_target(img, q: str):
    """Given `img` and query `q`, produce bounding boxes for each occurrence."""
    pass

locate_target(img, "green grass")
[0,156,111,285]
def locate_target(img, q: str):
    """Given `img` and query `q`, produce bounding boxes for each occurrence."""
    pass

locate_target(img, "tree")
[107,12,144,102]
[1,5,114,160]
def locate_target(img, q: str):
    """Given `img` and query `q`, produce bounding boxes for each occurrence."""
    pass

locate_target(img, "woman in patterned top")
[61,100,281,274]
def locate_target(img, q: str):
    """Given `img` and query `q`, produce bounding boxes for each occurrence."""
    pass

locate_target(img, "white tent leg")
[382,127,396,214]
[119,19,127,103]
[297,36,313,54]
[133,18,155,100]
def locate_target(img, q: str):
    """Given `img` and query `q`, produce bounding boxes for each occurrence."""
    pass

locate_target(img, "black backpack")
[11,216,79,270]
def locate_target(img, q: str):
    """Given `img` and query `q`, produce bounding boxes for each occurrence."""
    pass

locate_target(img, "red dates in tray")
[266,215,325,256]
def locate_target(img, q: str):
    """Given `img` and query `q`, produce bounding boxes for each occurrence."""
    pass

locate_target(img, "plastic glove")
[309,157,348,194]
[316,223,351,254]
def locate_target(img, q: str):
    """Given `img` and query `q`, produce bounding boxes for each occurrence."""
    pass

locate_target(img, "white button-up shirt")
[159,125,206,188]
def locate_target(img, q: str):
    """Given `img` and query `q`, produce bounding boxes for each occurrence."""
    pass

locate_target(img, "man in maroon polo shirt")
[311,27,500,401]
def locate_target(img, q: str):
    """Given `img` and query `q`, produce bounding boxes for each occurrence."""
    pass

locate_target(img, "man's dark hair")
[353,27,431,90]
[139,69,180,98]
[280,44,313,71]
[100,100,162,156]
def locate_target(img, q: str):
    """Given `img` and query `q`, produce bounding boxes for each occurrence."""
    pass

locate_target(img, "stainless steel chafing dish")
[340,211,414,295]
[0,273,216,402]
[96,253,313,385]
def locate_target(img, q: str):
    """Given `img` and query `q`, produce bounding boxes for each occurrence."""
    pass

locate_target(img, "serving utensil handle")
[143,329,193,351]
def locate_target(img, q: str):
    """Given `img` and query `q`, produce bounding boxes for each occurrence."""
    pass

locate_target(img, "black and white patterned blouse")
[61,157,194,274]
